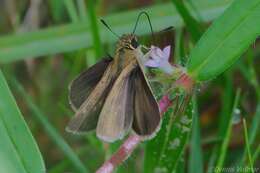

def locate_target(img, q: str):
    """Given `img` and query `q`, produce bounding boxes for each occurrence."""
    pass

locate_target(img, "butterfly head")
[117,34,139,50]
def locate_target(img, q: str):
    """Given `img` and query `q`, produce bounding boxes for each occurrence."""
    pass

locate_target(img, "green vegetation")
[0,0,259,172]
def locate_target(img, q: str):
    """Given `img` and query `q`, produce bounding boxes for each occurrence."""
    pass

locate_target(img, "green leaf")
[11,79,89,173]
[144,95,193,173]
[86,0,102,58]
[242,119,254,173]
[64,0,79,23]
[0,0,232,63]
[218,73,234,138]
[248,102,260,147]
[47,0,66,23]
[252,145,260,165]
[77,0,88,22]
[216,89,241,170]
[207,73,234,173]
[237,54,260,165]
[0,70,45,173]
[171,0,203,42]
[187,0,260,81]
[188,96,203,173]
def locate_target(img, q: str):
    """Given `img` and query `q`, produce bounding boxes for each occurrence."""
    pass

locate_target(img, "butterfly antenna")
[132,11,155,42]
[100,19,120,38]
[159,26,174,33]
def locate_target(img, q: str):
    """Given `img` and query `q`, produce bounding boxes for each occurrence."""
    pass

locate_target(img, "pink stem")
[175,73,194,92]
[96,95,172,173]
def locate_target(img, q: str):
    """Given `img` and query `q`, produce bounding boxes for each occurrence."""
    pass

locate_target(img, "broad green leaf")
[11,79,88,173]
[0,70,45,173]
[187,0,260,81]
[144,95,193,173]
[0,0,232,63]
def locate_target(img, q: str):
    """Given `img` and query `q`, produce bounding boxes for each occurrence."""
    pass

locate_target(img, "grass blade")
[252,145,259,165]
[218,73,233,138]
[64,0,79,23]
[47,0,66,22]
[11,78,89,173]
[216,89,241,169]
[238,54,260,165]
[248,102,260,147]
[207,73,233,173]
[242,119,254,173]
[171,0,203,42]
[187,0,260,81]
[0,70,45,173]
[0,1,232,63]
[86,0,102,58]
[77,0,88,22]
[188,96,203,173]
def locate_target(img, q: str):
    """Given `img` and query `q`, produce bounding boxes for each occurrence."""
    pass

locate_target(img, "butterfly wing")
[69,57,113,111]
[132,67,161,138]
[96,62,136,142]
[66,59,115,133]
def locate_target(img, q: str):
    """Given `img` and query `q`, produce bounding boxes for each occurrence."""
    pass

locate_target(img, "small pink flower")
[144,45,174,74]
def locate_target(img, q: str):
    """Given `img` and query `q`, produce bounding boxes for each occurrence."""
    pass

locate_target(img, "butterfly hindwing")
[132,66,161,138]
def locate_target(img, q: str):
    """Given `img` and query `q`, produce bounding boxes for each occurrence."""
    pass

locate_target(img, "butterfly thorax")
[116,34,137,50]
[113,34,142,73]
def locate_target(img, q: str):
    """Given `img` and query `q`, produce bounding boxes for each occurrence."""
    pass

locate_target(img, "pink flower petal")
[143,45,173,72]
[155,47,164,58]
[149,47,162,58]
[163,45,171,60]
[150,50,157,60]
[144,59,159,67]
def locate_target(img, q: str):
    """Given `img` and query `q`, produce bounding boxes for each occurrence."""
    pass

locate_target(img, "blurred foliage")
[0,0,259,173]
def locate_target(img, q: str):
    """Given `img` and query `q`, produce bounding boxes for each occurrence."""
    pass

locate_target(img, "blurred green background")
[0,0,259,173]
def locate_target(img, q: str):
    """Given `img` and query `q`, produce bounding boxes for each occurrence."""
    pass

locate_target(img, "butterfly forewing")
[66,61,115,133]
[96,61,136,142]
[69,57,113,111]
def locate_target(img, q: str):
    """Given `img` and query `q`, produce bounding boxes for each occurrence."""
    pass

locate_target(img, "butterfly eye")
[131,38,139,49]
